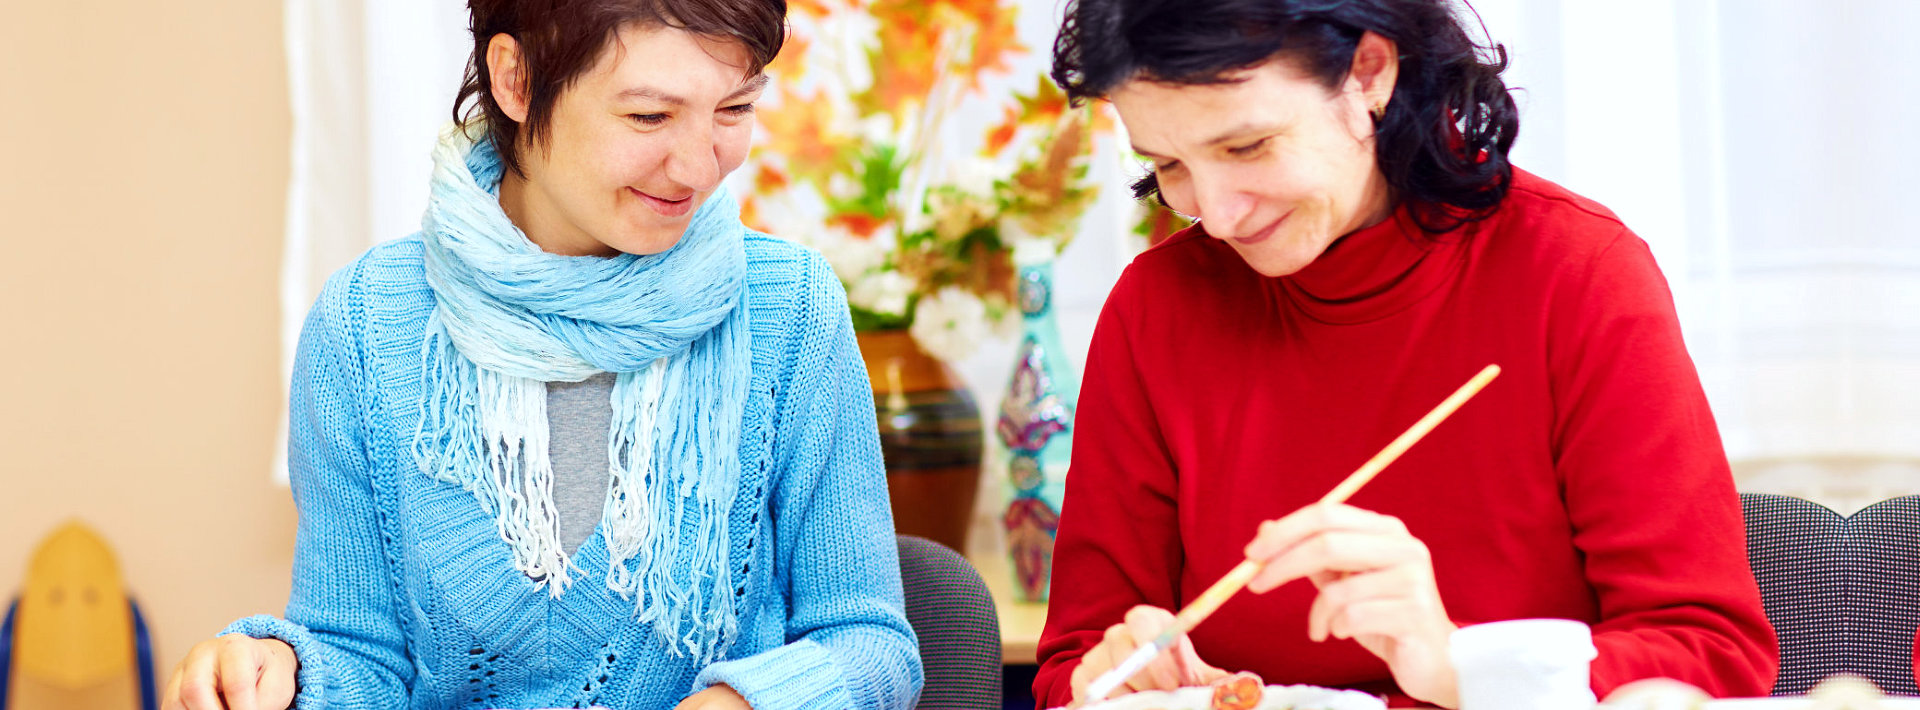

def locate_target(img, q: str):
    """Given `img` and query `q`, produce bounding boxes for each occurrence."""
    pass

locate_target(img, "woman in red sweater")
[1034,1,1778,707]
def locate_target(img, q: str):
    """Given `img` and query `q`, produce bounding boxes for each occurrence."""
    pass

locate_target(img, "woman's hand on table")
[676,684,752,709]
[1070,605,1230,704]
[1245,502,1461,709]
[162,634,298,710]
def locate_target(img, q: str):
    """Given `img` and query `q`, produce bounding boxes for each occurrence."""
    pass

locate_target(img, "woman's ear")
[1347,31,1400,122]
[486,33,531,124]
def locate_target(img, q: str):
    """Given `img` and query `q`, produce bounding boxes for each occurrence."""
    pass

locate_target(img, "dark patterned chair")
[1742,492,1851,695]
[898,534,1002,709]
[1847,494,1920,696]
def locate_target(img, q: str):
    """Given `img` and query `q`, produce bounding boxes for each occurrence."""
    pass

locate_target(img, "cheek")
[602,137,668,185]
[715,123,753,176]
[1158,176,1199,217]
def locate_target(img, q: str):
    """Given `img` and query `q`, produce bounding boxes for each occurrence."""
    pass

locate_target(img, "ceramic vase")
[997,238,1079,602]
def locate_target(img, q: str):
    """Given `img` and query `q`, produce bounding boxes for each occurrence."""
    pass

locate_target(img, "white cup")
[1449,618,1598,710]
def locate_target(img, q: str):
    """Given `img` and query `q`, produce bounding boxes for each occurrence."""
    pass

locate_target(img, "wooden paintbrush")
[1076,364,1502,706]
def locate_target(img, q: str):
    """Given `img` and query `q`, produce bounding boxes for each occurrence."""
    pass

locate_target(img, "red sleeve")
[1549,232,1779,697]
[1031,268,1184,708]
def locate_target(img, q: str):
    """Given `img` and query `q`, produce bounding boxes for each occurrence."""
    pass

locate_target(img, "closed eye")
[629,113,668,125]
[722,103,756,116]
[1227,137,1270,157]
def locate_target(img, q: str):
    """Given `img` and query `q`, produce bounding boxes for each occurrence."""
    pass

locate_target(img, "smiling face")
[1111,35,1400,277]
[491,23,765,257]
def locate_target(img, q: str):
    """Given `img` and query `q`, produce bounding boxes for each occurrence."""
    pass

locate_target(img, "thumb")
[1174,634,1228,685]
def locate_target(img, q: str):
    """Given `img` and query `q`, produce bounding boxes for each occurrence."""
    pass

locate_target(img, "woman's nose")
[1191,171,1255,239]
[664,124,722,192]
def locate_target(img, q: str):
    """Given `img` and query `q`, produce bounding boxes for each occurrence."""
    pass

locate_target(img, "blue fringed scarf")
[413,124,748,662]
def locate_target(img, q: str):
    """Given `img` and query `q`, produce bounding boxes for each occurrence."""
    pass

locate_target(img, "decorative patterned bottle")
[998,237,1079,602]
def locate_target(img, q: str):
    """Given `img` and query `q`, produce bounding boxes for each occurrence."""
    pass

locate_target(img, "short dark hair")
[454,0,787,177]
[1051,0,1519,233]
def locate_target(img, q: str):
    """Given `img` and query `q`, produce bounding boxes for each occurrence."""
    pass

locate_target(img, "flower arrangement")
[743,0,1104,363]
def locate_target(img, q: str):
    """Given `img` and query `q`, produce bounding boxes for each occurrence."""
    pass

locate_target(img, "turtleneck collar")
[1276,204,1470,325]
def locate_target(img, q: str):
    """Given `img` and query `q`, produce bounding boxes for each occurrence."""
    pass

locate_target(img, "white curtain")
[1472,0,1920,506]
[278,0,478,481]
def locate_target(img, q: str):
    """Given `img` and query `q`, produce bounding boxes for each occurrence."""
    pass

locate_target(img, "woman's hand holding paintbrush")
[1070,365,1501,709]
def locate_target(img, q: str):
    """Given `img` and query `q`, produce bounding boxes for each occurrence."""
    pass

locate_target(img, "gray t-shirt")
[543,372,615,556]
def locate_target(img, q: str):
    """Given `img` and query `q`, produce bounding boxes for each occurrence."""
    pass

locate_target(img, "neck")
[1349,170,1398,234]
[498,169,618,258]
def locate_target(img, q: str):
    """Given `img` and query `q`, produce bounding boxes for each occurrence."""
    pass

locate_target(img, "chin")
[610,231,685,256]
[1233,246,1316,278]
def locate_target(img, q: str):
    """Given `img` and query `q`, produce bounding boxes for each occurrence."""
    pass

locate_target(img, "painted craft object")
[1060,671,1386,710]
[999,240,1079,602]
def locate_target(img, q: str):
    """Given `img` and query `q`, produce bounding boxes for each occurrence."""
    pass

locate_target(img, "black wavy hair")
[1051,0,1518,233]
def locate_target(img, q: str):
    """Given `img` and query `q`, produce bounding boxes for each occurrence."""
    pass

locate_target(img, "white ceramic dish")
[1059,684,1387,710]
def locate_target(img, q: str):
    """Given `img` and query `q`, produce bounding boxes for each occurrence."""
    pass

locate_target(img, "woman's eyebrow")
[727,74,771,101]
[616,74,769,105]
[1131,122,1285,158]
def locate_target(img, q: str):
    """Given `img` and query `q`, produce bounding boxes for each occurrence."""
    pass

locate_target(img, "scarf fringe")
[412,125,745,663]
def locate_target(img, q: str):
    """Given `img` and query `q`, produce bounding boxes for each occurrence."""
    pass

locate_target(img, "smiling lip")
[1230,212,1290,246]
[630,187,695,217]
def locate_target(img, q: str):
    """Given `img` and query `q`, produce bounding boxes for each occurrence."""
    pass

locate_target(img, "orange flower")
[960,2,1026,85]
[861,6,943,117]
[1015,76,1069,126]
[829,212,890,240]
[788,0,837,18]
[753,163,790,193]
[755,94,841,182]
[984,105,1020,155]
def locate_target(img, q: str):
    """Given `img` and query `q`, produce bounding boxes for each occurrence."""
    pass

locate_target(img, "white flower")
[901,202,934,236]
[910,287,991,363]
[948,156,1000,199]
[848,271,915,317]
[991,304,1024,340]
[816,12,879,94]
[827,173,863,202]
[816,229,890,281]
[856,114,896,149]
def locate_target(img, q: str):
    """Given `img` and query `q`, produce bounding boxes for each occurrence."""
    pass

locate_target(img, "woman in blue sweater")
[161,1,922,709]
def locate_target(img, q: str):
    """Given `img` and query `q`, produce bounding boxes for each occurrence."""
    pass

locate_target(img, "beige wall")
[0,0,297,677]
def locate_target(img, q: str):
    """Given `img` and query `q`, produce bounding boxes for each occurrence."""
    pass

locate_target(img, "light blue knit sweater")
[225,233,923,710]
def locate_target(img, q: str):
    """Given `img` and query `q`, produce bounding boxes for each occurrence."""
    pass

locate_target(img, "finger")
[1174,633,1227,686]
[1121,606,1182,691]
[1069,656,1094,704]
[218,638,265,710]
[258,648,298,710]
[177,645,224,710]
[1308,570,1345,590]
[1245,503,1406,560]
[1098,623,1143,697]
[1311,568,1417,641]
[1070,636,1114,705]
[1248,529,1427,593]
[163,667,185,710]
[1329,598,1417,641]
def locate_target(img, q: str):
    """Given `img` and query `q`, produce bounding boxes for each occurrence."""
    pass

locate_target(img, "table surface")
[960,548,1920,710]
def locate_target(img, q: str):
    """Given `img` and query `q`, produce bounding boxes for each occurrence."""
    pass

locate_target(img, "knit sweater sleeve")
[693,253,924,709]
[221,262,414,709]
[1550,232,1778,697]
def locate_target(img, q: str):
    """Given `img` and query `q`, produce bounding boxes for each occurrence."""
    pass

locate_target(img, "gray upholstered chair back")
[897,534,1002,709]
[1741,492,1851,695]
[1848,495,1920,696]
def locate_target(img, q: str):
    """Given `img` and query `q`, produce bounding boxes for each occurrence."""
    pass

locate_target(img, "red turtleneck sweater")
[1032,170,1778,707]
